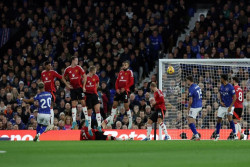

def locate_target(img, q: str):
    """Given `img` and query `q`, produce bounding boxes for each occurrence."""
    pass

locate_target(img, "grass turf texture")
[1,141,250,167]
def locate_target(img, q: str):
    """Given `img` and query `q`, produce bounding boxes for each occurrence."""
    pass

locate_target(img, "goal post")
[158,59,250,140]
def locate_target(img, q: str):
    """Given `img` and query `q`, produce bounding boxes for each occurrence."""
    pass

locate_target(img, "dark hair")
[71,56,77,62]
[232,76,239,83]
[221,74,228,81]
[44,61,51,66]
[186,76,193,82]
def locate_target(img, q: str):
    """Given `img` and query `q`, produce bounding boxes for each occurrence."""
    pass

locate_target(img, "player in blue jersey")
[21,82,52,142]
[186,76,202,141]
[215,74,237,141]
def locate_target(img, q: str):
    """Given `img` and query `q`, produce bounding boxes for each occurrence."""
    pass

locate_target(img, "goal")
[158,59,250,140]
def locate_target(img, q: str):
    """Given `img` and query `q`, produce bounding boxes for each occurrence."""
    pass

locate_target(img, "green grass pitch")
[1,141,250,167]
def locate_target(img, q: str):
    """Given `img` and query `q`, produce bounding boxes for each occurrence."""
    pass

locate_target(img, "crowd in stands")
[0,0,249,131]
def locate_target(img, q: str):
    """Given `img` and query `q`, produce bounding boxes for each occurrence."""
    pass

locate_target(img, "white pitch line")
[0,151,6,153]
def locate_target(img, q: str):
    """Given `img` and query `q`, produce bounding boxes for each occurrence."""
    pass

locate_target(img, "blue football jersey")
[219,83,235,107]
[34,91,52,114]
[189,84,202,108]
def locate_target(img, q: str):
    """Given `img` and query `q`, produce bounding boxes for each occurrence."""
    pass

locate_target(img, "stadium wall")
[0,130,247,141]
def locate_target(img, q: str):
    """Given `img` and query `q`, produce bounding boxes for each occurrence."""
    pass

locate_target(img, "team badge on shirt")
[93,79,95,81]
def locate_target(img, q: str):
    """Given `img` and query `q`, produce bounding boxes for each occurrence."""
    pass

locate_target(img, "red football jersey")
[41,70,62,92]
[85,74,99,94]
[115,69,134,92]
[234,85,243,108]
[154,89,166,111]
[63,65,85,89]
[81,126,98,140]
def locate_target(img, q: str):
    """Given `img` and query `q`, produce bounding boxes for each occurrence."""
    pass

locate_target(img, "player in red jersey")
[232,77,244,140]
[142,82,170,141]
[80,120,131,141]
[83,66,101,135]
[41,61,67,130]
[110,61,134,129]
[62,56,87,129]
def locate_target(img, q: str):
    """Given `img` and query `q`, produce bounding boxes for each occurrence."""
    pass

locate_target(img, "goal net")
[159,59,250,140]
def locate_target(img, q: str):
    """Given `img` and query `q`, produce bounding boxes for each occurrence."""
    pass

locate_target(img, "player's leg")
[142,111,157,141]
[81,97,88,124]
[215,107,225,140]
[227,107,237,139]
[50,92,56,125]
[34,114,50,142]
[157,110,170,140]
[71,100,78,129]
[142,118,153,141]
[70,89,78,129]
[94,102,102,132]
[87,108,93,136]
[110,96,119,125]
[188,108,201,140]
[233,108,244,139]
[124,92,132,129]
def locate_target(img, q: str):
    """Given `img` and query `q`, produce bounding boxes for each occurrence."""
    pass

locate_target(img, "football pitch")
[1,141,250,167]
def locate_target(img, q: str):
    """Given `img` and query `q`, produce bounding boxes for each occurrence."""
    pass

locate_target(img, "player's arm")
[127,70,134,89]
[219,90,225,107]
[22,98,35,104]
[115,72,120,94]
[62,68,72,89]
[187,96,193,112]
[83,74,87,92]
[228,94,236,112]
[62,76,72,89]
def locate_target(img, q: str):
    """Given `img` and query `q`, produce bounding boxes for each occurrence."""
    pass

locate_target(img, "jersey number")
[238,92,243,102]
[197,90,202,99]
[41,98,51,109]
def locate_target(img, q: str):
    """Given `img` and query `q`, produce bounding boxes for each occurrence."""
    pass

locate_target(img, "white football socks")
[160,122,169,136]
[96,112,101,127]
[127,110,132,129]
[82,107,88,120]
[110,108,117,123]
[88,116,91,130]
[146,125,152,139]
[72,107,76,122]
[50,108,54,125]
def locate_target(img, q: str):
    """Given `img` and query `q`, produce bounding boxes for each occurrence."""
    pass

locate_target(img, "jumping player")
[142,82,170,141]
[63,56,87,129]
[21,82,52,142]
[215,74,237,141]
[41,61,67,130]
[110,61,134,129]
[232,76,244,140]
[186,76,202,141]
[83,66,101,135]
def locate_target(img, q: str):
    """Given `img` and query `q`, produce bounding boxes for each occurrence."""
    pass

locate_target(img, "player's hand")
[116,89,120,94]
[121,88,125,93]
[220,102,225,107]
[228,107,232,113]
[83,88,86,92]
[67,84,73,89]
